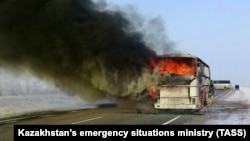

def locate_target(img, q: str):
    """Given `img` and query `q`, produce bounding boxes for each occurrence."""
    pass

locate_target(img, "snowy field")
[0,69,97,119]
[204,86,250,124]
[0,94,95,119]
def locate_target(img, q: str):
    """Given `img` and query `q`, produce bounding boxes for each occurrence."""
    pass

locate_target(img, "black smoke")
[0,0,173,101]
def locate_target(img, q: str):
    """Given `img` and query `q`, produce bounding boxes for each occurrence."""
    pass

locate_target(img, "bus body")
[148,54,213,110]
[212,80,231,90]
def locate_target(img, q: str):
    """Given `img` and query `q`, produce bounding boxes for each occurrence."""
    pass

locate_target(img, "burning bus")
[148,54,214,113]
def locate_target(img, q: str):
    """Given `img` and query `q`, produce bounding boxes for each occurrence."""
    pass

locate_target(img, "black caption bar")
[14,125,250,140]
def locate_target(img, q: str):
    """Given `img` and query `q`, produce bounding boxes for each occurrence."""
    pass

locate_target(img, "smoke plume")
[0,0,174,101]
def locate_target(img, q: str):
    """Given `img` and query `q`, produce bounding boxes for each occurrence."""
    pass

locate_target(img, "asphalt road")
[0,88,239,140]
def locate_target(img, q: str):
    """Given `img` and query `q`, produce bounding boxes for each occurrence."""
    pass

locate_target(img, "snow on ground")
[204,86,250,124]
[0,94,96,119]
[0,68,97,119]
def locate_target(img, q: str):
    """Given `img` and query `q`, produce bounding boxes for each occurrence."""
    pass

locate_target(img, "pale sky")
[105,0,250,86]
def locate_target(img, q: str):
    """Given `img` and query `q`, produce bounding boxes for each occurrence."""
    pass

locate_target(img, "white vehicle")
[148,54,214,112]
[212,80,231,90]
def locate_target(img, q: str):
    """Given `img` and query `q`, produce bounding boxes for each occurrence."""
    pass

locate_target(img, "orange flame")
[149,85,158,99]
[148,56,196,75]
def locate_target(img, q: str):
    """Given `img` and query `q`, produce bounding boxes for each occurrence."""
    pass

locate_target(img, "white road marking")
[71,110,80,113]
[162,116,181,125]
[71,116,103,124]
[40,115,53,118]
[0,116,36,123]
[0,119,17,123]
[214,89,231,99]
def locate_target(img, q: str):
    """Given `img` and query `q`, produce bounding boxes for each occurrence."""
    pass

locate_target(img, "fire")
[148,56,196,75]
[149,85,158,99]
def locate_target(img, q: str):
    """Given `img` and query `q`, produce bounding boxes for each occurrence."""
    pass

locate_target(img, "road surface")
[1,87,249,140]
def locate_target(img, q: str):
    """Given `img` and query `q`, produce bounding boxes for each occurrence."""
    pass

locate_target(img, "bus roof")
[158,53,197,58]
[157,53,210,67]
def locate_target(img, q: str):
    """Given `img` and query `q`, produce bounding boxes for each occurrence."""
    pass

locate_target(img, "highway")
[0,88,243,140]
